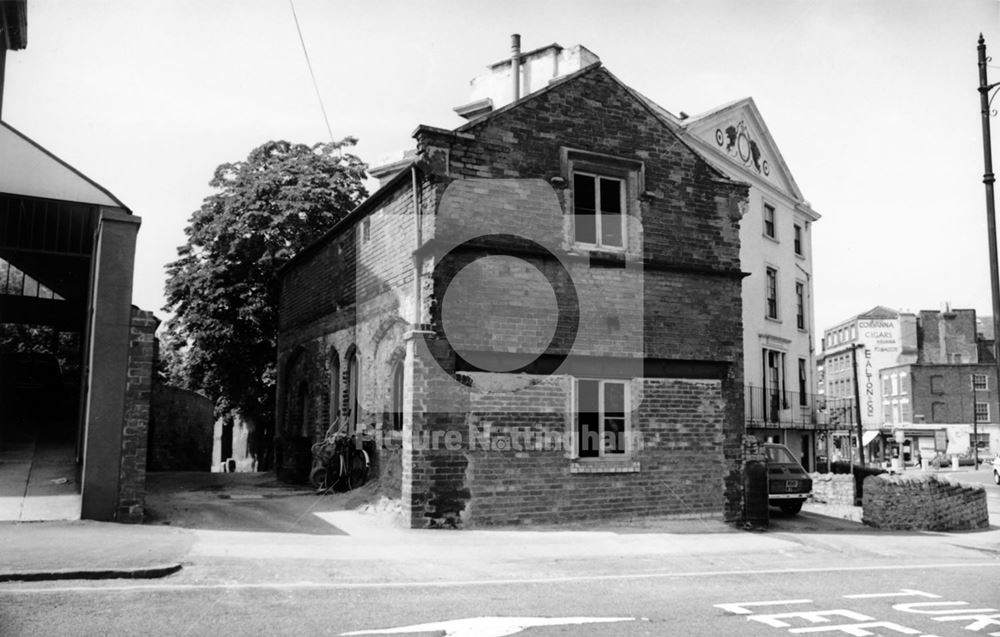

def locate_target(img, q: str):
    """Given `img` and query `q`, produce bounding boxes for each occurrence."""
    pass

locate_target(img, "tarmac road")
[3,469,999,636]
[2,561,999,636]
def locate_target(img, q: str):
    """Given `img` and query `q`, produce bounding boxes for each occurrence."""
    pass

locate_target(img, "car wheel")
[779,500,804,515]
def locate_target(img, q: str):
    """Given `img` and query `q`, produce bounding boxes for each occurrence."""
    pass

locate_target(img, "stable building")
[277,39,751,527]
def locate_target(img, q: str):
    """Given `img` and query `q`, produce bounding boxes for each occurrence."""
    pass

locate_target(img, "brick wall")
[809,473,855,506]
[457,378,727,525]
[905,364,998,425]
[148,384,214,471]
[918,309,979,364]
[118,307,158,523]
[862,474,989,531]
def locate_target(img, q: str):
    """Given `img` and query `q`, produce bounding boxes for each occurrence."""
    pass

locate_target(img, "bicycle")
[309,423,372,493]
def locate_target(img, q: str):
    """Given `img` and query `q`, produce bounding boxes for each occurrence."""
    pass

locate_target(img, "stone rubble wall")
[862,473,989,531]
[809,473,855,506]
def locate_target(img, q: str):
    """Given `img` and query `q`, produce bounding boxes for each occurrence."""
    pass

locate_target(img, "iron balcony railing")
[745,385,857,430]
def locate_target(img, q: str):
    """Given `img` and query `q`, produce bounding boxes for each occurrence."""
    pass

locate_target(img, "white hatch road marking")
[845,590,942,600]
[932,614,1000,633]
[894,602,999,616]
[717,588,1000,636]
[715,599,814,615]
[788,621,930,635]
[749,610,873,629]
[340,616,638,637]
[1,562,995,596]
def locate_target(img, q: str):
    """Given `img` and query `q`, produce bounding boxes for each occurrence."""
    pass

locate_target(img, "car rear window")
[764,445,797,464]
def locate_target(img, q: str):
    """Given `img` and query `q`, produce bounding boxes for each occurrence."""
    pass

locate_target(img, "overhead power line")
[289,0,335,143]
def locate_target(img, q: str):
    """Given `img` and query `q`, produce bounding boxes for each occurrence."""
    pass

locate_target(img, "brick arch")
[372,315,407,346]
[343,343,360,430]
[325,345,341,433]
[386,345,406,431]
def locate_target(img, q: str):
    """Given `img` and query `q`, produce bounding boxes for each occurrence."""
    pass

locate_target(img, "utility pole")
[973,376,980,469]
[977,36,1000,407]
[851,344,866,468]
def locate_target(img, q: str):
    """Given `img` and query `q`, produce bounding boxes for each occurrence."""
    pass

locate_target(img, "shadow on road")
[143,471,381,536]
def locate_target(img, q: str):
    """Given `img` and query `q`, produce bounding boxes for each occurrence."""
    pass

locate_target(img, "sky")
[5,0,1000,340]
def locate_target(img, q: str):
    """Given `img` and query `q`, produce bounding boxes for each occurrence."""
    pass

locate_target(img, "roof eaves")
[606,71,732,184]
[680,97,752,125]
[0,120,131,212]
[279,161,416,276]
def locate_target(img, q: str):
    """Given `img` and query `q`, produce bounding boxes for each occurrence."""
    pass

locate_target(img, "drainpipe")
[411,165,422,326]
[510,33,521,103]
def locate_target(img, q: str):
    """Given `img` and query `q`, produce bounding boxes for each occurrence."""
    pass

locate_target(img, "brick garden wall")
[862,474,989,531]
[118,307,158,523]
[809,473,855,506]
[148,384,214,471]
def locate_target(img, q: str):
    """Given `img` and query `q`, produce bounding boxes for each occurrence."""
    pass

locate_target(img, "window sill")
[571,243,628,256]
[763,233,780,244]
[571,459,640,474]
[765,316,782,324]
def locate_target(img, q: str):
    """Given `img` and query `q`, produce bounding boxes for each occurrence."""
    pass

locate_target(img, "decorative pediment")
[714,120,771,177]
[683,98,804,204]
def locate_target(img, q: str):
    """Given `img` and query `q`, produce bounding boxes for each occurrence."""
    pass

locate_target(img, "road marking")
[340,616,637,637]
[715,599,813,615]
[0,562,995,595]
[844,590,941,599]
[787,621,929,635]
[931,613,1000,632]
[749,610,872,629]
[893,602,998,615]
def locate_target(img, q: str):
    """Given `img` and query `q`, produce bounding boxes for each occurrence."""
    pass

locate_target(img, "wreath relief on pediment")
[714,120,770,177]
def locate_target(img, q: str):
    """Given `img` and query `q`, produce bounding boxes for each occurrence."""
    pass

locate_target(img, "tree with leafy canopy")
[163,138,368,470]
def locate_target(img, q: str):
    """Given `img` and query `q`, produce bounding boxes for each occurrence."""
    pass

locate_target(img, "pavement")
[1,468,999,586]
[0,435,80,522]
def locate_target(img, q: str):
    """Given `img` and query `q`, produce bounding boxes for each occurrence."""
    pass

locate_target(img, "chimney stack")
[510,33,521,102]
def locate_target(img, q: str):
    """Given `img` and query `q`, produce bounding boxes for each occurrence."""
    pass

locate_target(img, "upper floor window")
[794,224,803,256]
[763,203,776,239]
[765,267,778,319]
[798,358,807,406]
[573,172,625,249]
[976,402,991,423]
[973,374,989,391]
[795,281,805,330]
[930,375,944,394]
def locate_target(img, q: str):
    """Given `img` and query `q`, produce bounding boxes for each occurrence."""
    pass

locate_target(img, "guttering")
[411,165,422,325]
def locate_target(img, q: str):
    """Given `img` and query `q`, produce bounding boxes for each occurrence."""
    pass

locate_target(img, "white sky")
[5,0,1000,339]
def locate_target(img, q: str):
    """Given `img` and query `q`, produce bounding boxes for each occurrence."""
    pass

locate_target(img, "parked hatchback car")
[763,443,812,515]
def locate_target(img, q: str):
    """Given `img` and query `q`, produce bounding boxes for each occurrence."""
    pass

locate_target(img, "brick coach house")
[277,40,751,527]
